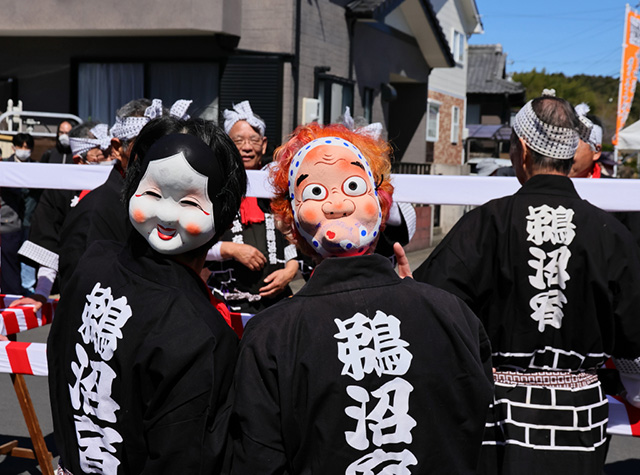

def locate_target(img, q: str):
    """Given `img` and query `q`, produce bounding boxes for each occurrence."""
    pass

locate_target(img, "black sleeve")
[140,300,237,474]
[608,224,640,360]
[414,239,480,314]
[228,320,289,475]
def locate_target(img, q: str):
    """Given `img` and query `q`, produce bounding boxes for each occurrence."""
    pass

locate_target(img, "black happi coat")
[207,198,295,314]
[229,254,493,474]
[414,174,640,474]
[48,237,238,474]
[415,174,640,371]
[58,167,131,291]
[19,188,80,270]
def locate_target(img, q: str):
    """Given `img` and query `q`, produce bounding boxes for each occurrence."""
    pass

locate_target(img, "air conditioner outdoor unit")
[302,98,321,125]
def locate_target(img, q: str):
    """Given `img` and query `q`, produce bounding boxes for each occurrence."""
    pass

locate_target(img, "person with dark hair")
[1,132,37,294]
[228,122,493,474]
[12,123,111,309]
[40,120,73,164]
[48,116,246,474]
[413,94,640,474]
[55,98,191,293]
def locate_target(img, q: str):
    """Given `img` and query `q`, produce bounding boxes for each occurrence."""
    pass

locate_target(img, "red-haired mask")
[288,137,382,257]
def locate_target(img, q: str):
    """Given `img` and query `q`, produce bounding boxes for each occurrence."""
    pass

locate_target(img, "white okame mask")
[129,152,216,254]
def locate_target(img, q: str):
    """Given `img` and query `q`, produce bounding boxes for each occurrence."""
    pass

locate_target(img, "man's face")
[292,144,381,257]
[58,121,72,137]
[228,121,267,170]
[129,152,216,255]
[569,139,600,178]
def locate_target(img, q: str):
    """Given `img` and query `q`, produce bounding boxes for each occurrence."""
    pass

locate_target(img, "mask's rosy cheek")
[131,208,146,224]
[363,202,378,218]
[185,222,202,235]
[300,208,320,225]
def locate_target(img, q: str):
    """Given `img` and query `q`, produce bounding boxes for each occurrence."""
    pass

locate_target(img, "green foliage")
[512,69,640,147]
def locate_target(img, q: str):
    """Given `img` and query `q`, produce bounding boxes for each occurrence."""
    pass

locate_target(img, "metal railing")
[391,162,432,175]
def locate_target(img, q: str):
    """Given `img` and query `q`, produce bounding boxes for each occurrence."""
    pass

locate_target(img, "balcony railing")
[391,162,432,175]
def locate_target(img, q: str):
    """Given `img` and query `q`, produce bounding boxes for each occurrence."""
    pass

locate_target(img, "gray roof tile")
[467,44,525,95]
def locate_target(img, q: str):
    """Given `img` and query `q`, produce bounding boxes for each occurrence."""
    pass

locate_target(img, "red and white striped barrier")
[0,294,57,336]
[607,395,640,437]
[0,341,48,376]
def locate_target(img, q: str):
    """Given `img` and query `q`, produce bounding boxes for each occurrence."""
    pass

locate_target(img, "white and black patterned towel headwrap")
[513,100,589,160]
[69,123,113,156]
[575,103,603,150]
[109,98,192,140]
[223,101,266,136]
[341,106,383,140]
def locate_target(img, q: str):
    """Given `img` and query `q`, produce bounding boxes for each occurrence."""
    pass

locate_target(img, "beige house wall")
[0,0,240,36]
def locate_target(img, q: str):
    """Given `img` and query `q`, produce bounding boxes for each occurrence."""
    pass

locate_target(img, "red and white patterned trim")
[0,341,48,376]
[494,370,598,389]
[0,294,57,336]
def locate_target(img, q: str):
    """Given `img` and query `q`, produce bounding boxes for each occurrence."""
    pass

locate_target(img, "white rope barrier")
[2,163,639,212]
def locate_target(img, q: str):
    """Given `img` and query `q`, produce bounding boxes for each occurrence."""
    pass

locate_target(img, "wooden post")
[9,373,54,475]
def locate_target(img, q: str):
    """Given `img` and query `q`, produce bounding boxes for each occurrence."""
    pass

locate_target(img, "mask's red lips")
[157,224,177,241]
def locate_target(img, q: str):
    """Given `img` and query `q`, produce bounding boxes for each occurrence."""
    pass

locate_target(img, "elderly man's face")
[569,139,600,178]
[228,121,267,170]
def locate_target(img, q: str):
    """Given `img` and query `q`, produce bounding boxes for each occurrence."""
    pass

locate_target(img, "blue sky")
[469,1,635,78]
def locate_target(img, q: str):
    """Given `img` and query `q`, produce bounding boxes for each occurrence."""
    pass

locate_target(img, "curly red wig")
[270,122,394,258]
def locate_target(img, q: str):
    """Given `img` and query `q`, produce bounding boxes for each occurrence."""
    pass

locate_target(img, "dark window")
[77,62,219,124]
[314,71,354,125]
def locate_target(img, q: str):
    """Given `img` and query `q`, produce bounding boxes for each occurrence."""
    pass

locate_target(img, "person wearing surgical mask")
[13,122,109,310]
[40,120,73,164]
[1,133,39,295]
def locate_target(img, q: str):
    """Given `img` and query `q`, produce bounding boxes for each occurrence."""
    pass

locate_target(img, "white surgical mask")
[58,134,70,147]
[14,149,31,161]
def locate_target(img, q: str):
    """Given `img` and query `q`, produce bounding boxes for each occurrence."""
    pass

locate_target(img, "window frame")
[426,100,441,142]
[314,69,355,125]
[451,29,465,64]
[451,105,460,144]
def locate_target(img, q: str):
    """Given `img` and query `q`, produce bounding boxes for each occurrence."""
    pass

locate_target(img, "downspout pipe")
[293,0,302,127]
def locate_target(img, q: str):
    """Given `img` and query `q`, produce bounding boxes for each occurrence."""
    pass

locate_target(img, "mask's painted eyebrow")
[351,161,365,170]
[296,173,309,187]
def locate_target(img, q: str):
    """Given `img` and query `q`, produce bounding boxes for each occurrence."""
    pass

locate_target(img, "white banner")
[3,163,640,212]
[0,162,112,190]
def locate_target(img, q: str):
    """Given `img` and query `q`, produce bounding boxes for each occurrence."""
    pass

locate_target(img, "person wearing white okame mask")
[55,98,192,294]
[48,117,246,475]
[227,121,493,474]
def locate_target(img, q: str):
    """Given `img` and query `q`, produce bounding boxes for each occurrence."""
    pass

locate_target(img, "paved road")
[1,244,639,473]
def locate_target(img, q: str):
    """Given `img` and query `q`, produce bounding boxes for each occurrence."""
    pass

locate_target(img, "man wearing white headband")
[414,94,640,473]
[13,122,111,311]
[570,103,603,178]
[206,100,299,318]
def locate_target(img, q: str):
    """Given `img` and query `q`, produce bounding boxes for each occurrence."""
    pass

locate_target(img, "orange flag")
[614,5,640,145]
